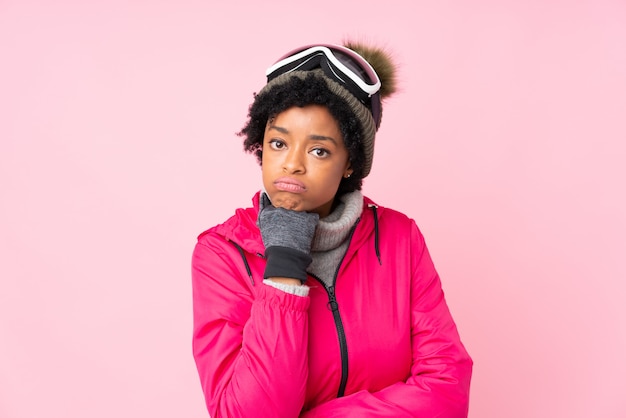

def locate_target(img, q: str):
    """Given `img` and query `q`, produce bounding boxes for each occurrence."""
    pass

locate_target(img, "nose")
[283,147,305,174]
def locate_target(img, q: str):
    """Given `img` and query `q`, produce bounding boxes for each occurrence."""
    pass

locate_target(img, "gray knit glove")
[258,194,319,283]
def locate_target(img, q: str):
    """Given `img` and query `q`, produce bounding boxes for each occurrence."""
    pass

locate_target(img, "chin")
[269,193,306,211]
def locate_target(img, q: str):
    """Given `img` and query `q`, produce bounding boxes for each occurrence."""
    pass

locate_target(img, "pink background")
[1,1,625,417]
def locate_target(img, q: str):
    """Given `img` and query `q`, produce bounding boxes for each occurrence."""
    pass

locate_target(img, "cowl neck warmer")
[309,190,363,287]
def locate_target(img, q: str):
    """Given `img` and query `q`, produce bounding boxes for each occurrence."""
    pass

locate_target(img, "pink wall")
[1,1,625,417]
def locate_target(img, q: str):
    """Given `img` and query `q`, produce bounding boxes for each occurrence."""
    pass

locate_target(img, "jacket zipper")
[312,219,359,398]
[326,284,349,397]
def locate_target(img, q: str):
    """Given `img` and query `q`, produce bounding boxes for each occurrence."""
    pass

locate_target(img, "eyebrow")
[268,124,339,145]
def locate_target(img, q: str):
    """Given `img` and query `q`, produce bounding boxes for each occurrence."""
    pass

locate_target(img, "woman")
[192,42,472,417]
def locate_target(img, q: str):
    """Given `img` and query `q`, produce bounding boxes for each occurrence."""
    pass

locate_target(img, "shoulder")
[362,196,415,228]
[361,196,427,248]
[196,207,253,241]
[192,205,261,283]
[196,192,264,255]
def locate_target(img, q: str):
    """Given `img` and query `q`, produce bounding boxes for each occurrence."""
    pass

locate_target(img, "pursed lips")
[274,177,306,193]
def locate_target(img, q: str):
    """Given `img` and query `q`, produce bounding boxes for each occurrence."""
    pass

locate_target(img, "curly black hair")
[238,73,366,196]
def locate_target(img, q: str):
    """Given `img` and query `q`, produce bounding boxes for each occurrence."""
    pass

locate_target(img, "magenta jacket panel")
[192,193,473,417]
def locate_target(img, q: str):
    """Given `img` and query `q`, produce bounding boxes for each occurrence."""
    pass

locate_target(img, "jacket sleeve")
[192,234,311,418]
[300,221,473,418]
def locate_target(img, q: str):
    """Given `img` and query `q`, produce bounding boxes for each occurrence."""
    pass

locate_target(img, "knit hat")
[257,42,397,177]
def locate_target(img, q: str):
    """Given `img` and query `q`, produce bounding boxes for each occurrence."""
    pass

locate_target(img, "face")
[261,105,353,217]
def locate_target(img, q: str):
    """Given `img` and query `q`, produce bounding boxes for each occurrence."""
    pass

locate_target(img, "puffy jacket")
[192,192,472,417]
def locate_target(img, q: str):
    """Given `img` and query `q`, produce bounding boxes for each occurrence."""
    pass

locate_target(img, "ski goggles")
[265,44,382,127]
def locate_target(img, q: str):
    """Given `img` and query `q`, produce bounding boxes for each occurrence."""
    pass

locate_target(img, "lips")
[274,177,306,193]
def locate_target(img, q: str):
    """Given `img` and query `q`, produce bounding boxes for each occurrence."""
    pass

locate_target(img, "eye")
[269,139,286,150]
[310,147,330,158]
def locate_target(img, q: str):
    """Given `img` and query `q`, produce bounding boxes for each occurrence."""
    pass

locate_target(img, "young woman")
[192,42,472,417]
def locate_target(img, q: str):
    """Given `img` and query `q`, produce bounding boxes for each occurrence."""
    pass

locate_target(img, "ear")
[344,162,353,178]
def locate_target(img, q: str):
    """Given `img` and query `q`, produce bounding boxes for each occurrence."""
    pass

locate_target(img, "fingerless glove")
[258,194,319,283]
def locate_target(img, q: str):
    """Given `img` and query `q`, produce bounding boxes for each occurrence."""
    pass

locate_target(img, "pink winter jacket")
[192,192,472,417]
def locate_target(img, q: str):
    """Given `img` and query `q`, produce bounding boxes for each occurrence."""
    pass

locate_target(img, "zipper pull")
[327,286,339,312]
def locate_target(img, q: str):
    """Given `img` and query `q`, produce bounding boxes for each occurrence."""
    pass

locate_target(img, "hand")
[258,194,319,283]
[258,201,319,255]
